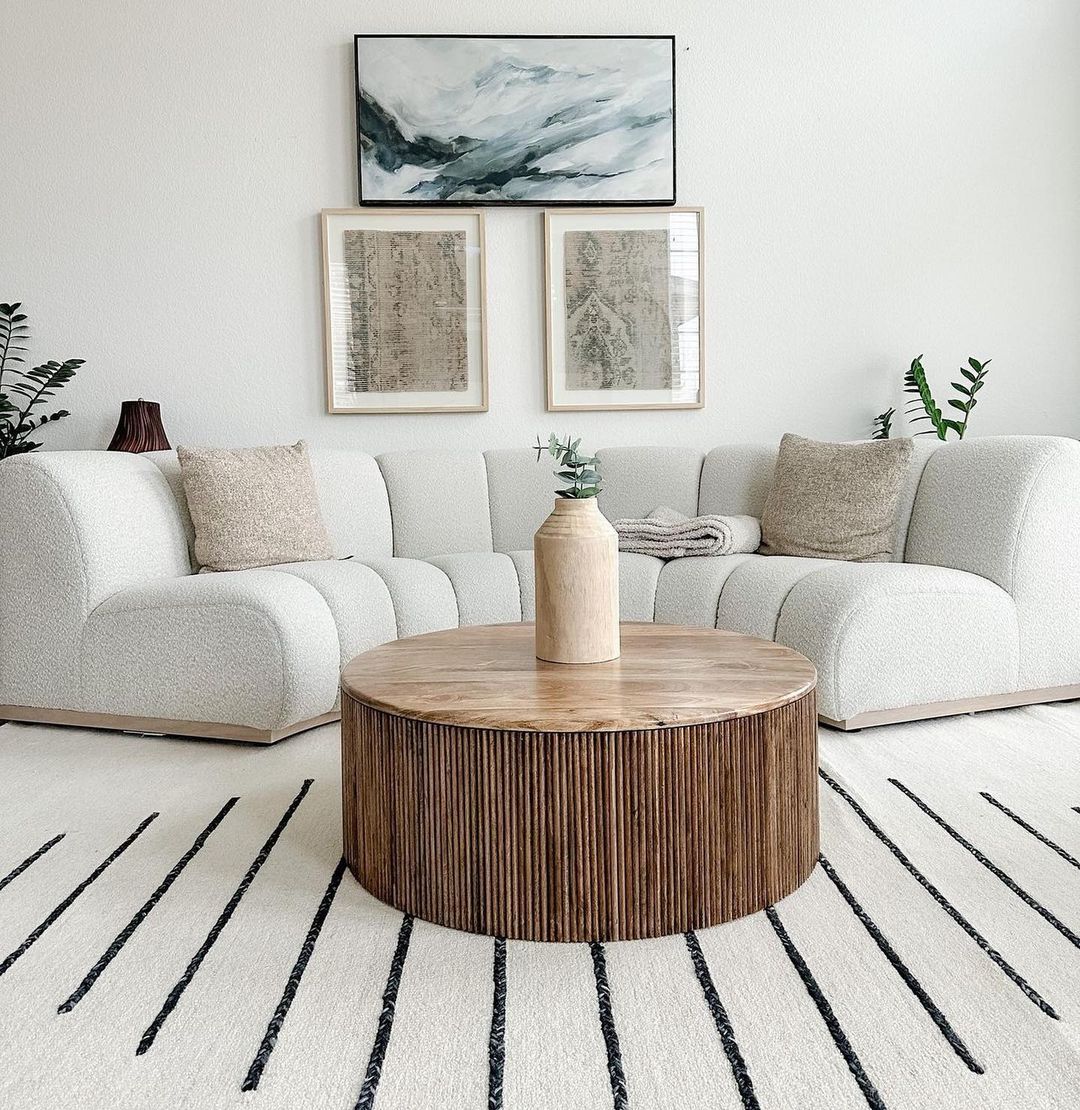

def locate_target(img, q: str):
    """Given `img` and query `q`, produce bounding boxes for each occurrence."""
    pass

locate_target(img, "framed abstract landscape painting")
[321,209,488,413]
[355,35,675,206]
[544,208,703,411]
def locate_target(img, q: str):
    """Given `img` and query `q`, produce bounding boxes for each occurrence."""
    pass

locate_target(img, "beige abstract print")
[563,229,684,391]
[343,229,468,393]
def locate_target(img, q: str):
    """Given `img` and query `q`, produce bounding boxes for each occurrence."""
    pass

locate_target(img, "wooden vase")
[534,497,620,664]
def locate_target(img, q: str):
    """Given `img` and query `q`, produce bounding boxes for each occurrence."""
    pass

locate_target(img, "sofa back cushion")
[596,447,705,522]
[698,444,778,518]
[485,448,558,553]
[378,449,493,558]
[905,436,1064,589]
[309,450,394,560]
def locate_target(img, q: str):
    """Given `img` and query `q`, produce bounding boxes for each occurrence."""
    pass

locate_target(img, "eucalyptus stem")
[534,433,602,499]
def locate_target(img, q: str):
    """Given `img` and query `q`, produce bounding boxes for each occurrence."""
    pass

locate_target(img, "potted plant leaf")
[0,303,84,460]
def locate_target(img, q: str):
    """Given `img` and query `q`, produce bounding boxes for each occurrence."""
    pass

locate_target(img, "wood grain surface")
[341,622,816,732]
[533,498,621,665]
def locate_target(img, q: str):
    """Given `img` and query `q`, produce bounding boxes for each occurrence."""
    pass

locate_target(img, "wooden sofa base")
[819,684,1080,731]
[4,685,1079,741]
[0,705,341,744]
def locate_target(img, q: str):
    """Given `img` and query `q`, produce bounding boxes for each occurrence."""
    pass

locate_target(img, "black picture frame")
[354,34,677,208]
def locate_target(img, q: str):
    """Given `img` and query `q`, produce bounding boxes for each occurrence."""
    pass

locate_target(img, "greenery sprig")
[903,354,991,440]
[0,302,84,460]
[534,433,602,499]
[871,406,895,440]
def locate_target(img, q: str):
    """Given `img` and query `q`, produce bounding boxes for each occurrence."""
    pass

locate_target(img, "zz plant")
[0,302,84,459]
[534,433,602,498]
[903,354,991,440]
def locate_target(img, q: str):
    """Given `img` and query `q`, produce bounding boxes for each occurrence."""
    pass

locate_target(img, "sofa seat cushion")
[506,551,536,620]
[506,551,663,623]
[654,554,755,628]
[715,555,848,640]
[776,562,1019,721]
[268,560,397,667]
[80,570,340,730]
[426,552,522,626]
[619,553,665,621]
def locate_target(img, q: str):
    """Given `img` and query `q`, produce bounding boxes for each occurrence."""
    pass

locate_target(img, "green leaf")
[947,398,969,412]
[951,382,971,395]
[971,380,984,393]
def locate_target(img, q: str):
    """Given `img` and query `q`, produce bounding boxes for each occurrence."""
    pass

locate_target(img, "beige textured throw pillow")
[177,441,334,572]
[759,434,914,561]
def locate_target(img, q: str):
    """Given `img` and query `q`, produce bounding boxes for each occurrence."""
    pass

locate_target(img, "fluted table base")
[341,689,818,942]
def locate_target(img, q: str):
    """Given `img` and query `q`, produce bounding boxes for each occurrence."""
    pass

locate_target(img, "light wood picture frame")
[321,208,488,413]
[544,207,704,411]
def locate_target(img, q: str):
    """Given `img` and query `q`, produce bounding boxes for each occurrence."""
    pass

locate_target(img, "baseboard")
[819,684,1080,731]
[0,705,341,744]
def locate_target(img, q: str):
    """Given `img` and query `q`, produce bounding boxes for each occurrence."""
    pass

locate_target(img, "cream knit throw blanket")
[614,506,761,558]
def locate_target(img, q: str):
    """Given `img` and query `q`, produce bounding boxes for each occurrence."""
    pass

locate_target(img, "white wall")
[2,0,1078,455]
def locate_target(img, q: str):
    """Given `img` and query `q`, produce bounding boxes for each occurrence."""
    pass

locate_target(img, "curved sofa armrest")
[80,570,341,731]
[0,451,192,709]
[904,436,1080,688]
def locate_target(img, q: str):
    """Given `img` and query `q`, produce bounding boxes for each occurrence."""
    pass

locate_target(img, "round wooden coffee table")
[340,622,817,942]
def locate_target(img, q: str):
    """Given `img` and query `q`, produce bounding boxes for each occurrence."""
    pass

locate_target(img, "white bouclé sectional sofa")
[1,436,1078,741]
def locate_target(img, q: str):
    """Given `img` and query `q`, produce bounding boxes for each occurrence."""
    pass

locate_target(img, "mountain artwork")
[354,35,675,205]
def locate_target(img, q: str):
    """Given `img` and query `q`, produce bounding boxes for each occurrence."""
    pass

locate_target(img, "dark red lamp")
[107,399,171,453]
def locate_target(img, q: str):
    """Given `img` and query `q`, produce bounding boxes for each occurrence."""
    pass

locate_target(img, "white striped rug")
[1,703,1079,1110]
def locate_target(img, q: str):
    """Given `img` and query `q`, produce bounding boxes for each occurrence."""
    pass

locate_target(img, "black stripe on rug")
[241,856,347,1092]
[980,792,1080,873]
[818,853,982,1074]
[766,906,886,1110]
[59,797,239,1014]
[684,931,759,1109]
[354,912,415,1110]
[0,814,157,979]
[0,833,65,895]
[890,779,1080,952]
[820,769,1058,1019]
[589,941,629,1110]
[136,779,313,1056]
[488,937,507,1110]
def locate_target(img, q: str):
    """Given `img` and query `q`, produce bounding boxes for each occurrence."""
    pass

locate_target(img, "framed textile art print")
[321,209,488,413]
[544,207,703,411]
[354,35,675,206]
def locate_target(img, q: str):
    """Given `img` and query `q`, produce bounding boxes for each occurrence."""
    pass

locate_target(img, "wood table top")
[340,623,816,732]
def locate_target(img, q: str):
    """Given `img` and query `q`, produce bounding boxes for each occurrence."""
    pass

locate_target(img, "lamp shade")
[107,399,171,453]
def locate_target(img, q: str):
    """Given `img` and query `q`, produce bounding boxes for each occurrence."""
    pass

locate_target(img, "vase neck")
[551,496,599,514]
